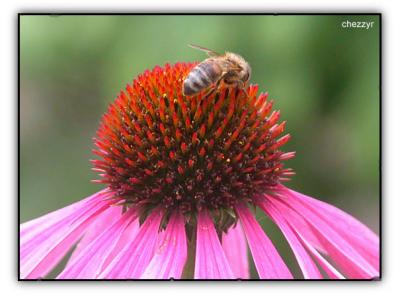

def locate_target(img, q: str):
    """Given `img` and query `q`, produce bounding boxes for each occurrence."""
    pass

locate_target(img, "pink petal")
[260,197,344,279]
[20,190,115,279]
[20,189,111,244]
[101,218,140,269]
[141,211,187,279]
[296,231,345,279]
[57,208,137,279]
[261,192,326,255]
[20,193,105,261]
[266,197,344,279]
[222,223,249,279]
[259,199,323,279]
[195,210,235,279]
[286,187,379,270]
[268,188,378,279]
[236,203,293,279]
[98,209,163,279]
[67,205,123,265]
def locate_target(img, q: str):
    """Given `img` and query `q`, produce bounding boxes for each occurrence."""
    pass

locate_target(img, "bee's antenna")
[188,44,219,57]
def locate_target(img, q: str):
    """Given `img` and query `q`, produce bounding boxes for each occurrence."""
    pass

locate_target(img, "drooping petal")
[296,231,345,279]
[262,193,327,255]
[57,208,137,279]
[266,196,345,278]
[20,195,101,262]
[285,187,379,271]
[141,211,187,279]
[268,189,379,279]
[222,223,249,279]
[195,210,235,279]
[236,203,293,279]
[259,199,323,279]
[101,217,140,270]
[20,190,115,279]
[67,205,123,265]
[98,208,163,279]
[20,189,111,245]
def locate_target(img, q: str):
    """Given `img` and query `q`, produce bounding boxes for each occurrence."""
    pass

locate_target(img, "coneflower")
[20,62,379,280]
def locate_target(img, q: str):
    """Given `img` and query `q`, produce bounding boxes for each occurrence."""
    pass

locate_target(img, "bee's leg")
[203,75,225,98]
[237,80,250,98]
[203,85,217,98]
[214,75,228,93]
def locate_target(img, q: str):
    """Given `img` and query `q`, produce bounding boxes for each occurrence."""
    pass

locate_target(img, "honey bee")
[183,44,251,97]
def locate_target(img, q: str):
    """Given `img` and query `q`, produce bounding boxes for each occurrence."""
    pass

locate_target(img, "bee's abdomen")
[183,61,221,96]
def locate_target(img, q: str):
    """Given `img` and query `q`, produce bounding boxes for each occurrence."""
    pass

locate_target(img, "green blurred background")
[20,15,380,278]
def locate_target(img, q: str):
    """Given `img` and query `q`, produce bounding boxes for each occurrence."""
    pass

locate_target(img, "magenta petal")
[20,189,111,245]
[297,231,345,279]
[67,205,123,265]
[269,188,379,279]
[266,197,344,278]
[286,187,379,271]
[195,210,235,279]
[20,194,101,261]
[259,199,323,279]
[222,223,249,279]
[57,208,137,279]
[141,211,187,279]
[236,203,293,279]
[101,218,140,270]
[98,209,163,279]
[20,190,114,279]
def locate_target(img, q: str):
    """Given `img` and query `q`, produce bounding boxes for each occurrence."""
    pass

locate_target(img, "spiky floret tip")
[92,62,294,231]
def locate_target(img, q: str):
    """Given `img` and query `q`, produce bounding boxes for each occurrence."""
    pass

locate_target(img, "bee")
[183,44,251,97]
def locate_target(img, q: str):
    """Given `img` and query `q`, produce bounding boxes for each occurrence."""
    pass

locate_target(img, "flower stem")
[181,230,196,279]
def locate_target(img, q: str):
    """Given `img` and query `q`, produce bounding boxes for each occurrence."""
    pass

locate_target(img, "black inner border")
[17,12,382,282]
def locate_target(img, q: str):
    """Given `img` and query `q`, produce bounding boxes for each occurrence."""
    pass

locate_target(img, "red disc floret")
[92,62,294,229]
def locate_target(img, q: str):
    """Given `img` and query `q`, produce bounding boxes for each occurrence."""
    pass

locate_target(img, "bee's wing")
[188,44,220,57]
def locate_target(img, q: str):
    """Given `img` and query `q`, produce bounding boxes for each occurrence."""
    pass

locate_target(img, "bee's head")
[241,62,251,83]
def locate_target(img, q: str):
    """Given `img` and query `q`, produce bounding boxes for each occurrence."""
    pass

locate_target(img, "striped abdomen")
[183,59,222,96]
